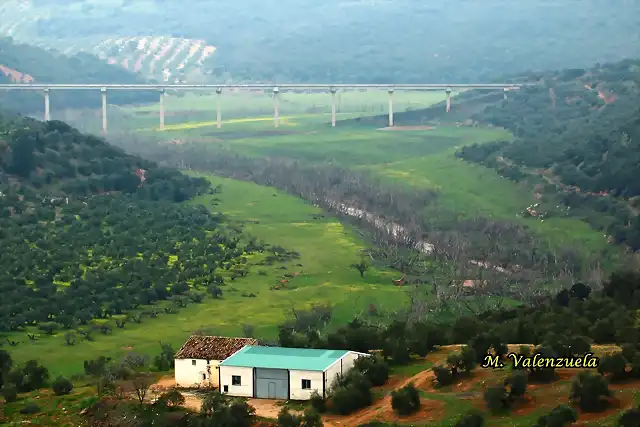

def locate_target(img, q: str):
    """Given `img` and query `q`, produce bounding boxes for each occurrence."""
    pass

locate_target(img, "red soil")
[0,65,34,83]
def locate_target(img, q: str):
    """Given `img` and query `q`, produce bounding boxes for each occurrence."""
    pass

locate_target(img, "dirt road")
[323,368,435,426]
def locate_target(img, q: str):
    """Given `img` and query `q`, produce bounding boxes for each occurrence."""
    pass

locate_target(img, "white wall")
[341,351,367,372]
[219,366,254,398]
[175,358,221,388]
[289,370,323,400]
[324,359,342,397]
[323,351,370,397]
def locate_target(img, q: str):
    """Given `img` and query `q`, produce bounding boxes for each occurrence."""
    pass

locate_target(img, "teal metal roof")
[219,346,350,371]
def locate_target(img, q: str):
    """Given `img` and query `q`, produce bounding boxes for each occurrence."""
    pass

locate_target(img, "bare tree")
[132,373,155,405]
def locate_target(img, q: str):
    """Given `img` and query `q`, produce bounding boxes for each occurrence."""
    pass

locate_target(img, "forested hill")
[450,59,640,250]
[0,114,246,334]
[0,113,208,201]
[1,0,639,83]
[0,38,156,112]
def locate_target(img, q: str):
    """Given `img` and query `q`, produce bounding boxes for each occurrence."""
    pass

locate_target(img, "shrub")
[300,408,323,427]
[310,390,326,413]
[277,407,301,427]
[52,376,74,395]
[354,355,389,386]
[19,402,40,414]
[570,372,612,413]
[536,404,578,427]
[391,383,421,416]
[484,385,509,413]
[505,371,527,398]
[2,384,18,403]
[156,388,185,409]
[433,365,454,386]
[330,370,373,415]
[618,408,640,427]
[454,409,485,427]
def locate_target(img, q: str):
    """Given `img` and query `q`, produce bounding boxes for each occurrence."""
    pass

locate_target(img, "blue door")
[255,368,288,399]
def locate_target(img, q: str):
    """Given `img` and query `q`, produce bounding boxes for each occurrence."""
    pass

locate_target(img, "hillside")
[0,113,253,335]
[343,59,640,251]
[451,59,640,250]
[0,0,639,83]
[0,37,156,112]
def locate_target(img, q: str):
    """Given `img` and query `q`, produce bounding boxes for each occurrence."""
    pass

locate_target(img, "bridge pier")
[43,88,50,121]
[503,88,509,100]
[388,88,394,127]
[330,88,337,127]
[216,87,222,128]
[159,89,165,131]
[273,87,279,128]
[101,87,108,135]
[445,87,452,113]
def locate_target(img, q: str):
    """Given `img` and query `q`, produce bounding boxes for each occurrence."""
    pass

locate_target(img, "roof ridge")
[175,335,258,360]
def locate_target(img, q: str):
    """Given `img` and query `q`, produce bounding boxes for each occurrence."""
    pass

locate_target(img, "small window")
[302,379,311,389]
[192,360,196,366]
[232,375,242,386]
[202,373,206,380]
[223,385,229,392]
[207,360,210,365]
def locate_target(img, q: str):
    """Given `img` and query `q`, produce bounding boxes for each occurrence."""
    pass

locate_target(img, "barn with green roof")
[218,346,369,400]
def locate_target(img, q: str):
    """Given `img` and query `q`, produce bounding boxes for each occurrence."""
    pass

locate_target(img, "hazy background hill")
[1,0,639,83]
[0,38,157,111]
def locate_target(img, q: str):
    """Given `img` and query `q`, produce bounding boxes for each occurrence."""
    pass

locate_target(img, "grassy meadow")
[113,87,609,255]
[7,174,408,377]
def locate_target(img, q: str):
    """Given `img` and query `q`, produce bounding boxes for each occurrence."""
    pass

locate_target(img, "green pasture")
[129,89,449,115]
[6,175,409,377]
[101,85,613,256]
[176,123,610,253]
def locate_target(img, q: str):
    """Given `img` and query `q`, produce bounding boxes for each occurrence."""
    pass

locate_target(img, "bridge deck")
[0,83,530,90]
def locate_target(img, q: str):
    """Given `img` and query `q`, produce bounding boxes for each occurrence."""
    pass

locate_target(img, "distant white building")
[174,336,258,388]
[218,346,369,400]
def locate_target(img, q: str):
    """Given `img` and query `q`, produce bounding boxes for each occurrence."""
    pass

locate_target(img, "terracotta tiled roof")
[174,336,258,360]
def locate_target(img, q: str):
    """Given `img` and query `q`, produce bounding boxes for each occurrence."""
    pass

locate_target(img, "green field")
[7,175,408,377]
[99,89,614,256]
[60,89,451,134]
[139,116,610,254]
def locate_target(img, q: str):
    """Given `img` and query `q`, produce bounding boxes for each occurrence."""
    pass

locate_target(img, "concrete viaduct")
[0,83,530,134]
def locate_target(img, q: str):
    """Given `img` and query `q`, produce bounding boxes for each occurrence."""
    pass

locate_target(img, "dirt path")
[377,125,436,131]
[323,368,435,426]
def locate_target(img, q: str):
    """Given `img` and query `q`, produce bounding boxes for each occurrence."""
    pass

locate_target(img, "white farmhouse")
[218,346,369,400]
[174,336,258,388]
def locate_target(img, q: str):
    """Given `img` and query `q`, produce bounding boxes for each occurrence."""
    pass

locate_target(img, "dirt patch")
[610,379,640,390]
[120,346,134,351]
[152,376,176,390]
[248,399,299,419]
[454,369,495,393]
[323,369,436,426]
[377,125,436,131]
[383,375,408,391]
[574,397,632,425]
[511,395,541,417]
[422,369,494,394]
[182,392,203,411]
